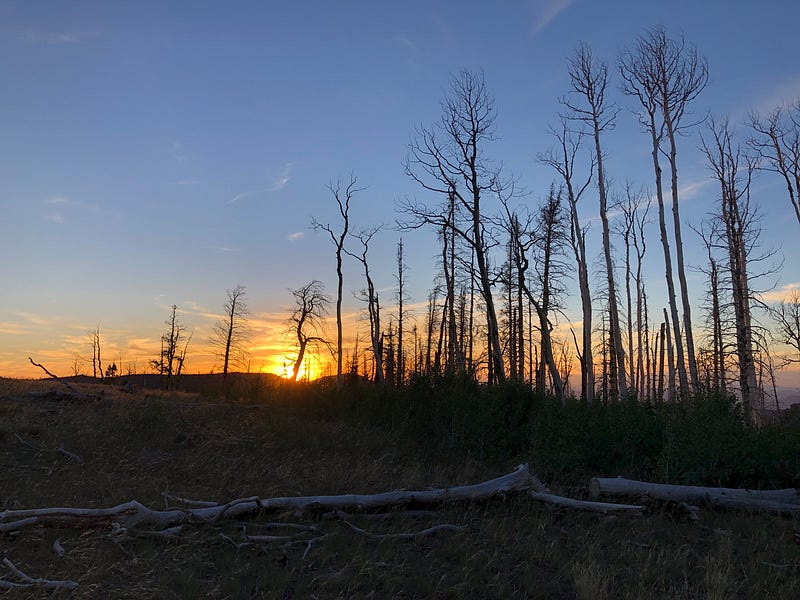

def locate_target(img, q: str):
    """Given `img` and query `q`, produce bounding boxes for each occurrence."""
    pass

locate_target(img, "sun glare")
[272,356,327,381]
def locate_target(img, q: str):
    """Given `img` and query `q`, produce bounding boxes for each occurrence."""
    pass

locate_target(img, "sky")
[2,0,800,381]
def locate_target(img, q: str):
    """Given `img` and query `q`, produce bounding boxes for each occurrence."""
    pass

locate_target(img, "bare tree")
[152,305,190,385]
[401,70,508,383]
[615,183,652,399]
[345,227,385,384]
[499,187,567,398]
[88,326,103,379]
[564,42,627,398]
[700,119,759,420]
[540,118,596,401]
[773,290,800,362]
[313,174,360,388]
[287,281,330,382]
[210,285,250,378]
[620,27,708,396]
[748,101,800,227]
[396,238,408,384]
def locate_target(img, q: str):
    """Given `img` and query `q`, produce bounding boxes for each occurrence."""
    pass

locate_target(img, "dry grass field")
[1,376,799,598]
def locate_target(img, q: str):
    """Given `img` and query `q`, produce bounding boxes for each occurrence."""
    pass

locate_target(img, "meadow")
[1,374,799,598]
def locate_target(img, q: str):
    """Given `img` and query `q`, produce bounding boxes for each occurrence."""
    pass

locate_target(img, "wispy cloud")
[752,76,800,115]
[45,195,70,205]
[228,189,268,204]
[530,0,574,36]
[394,35,418,53]
[763,282,800,303]
[16,311,51,326]
[44,211,64,224]
[228,162,296,203]
[175,179,200,186]
[286,231,304,242]
[18,30,99,44]
[270,162,296,191]
[211,246,244,253]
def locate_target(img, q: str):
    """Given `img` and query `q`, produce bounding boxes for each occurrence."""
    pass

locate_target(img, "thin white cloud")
[175,179,201,186]
[211,246,244,253]
[752,76,800,116]
[530,0,574,36]
[18,30,99,44]
[228,163,296,203]
[763,282,800,303]
[286,232,304,242]
[394,35,418,53]
[44,211,64,224]
[270,162,296,191]
[227,189,269,204]
[45,195,70,205]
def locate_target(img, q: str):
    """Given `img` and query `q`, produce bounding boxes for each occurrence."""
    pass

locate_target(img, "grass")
[1,376,799,598]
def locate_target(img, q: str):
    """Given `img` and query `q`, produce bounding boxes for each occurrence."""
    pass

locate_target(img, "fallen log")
[590,477,800,515]
[0,464,533,533]
[529,491,644,515]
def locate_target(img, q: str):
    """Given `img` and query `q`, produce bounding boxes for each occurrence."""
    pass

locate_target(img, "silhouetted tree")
[401,70,508,383]
[288,281,330,381]
[210,284,250,377]
[313,174,360,388]
[540,118,596,401]
[345,227,385,383]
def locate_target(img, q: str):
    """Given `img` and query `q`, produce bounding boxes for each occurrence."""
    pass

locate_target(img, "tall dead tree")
[345,227,385,384]
[395,238,408,384]
[152,305,190,386]
[313,174,360,388]
[748,102,800,227]
[615,184,652,399]
[540,119,596,401]
[88,326,103,379]
[210,285,250,377]
[691,221,727,396]
[701,119,759,420]
[401,70,508,383]
[564,43,627,398]
[499,190,566,399]
[620,26,708,396]
[288,281,330,382]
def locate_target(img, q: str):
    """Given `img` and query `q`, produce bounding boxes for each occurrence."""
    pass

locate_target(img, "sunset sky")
[2,0,800,380]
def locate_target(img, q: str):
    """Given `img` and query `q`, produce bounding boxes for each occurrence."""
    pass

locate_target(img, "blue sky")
[2,0,799,378]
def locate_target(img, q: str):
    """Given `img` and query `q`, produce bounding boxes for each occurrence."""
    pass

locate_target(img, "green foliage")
[336,378,800,488]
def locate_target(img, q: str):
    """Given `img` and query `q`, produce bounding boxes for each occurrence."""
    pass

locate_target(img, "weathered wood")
[529,491,644,515]
[0,464,532,533]
[590,477,800,514]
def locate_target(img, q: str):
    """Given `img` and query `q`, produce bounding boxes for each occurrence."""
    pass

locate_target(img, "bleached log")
[590,477,800,514]
[342,520,466,540]
[0,464,532,533]
[529,491,644,514]
[0,558,78,591]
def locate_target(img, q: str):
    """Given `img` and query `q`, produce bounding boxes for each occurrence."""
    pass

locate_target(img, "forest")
[3,26,800,598]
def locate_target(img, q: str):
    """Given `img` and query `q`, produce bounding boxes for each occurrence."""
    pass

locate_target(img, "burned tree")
[701,119,759,420]
[313,174,360,387]
[152,305,192,384]
[748,102,800,227]
[287,281,330,382]
[619,26,708,396]
[563,43,627,398]
[345,227,385,384]
[209,285,250,377]
[540,119,596,401]
[401,70,508,383]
